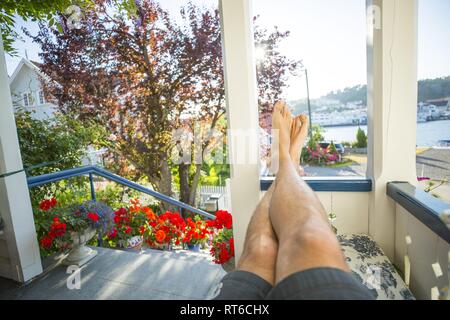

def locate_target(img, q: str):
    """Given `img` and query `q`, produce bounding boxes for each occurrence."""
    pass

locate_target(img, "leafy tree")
[0,0,90,55]
[417,76,450,102]
[354,127,367,148]
[29,0,298,206]
[15,109,105,176]
[14,108,106,204]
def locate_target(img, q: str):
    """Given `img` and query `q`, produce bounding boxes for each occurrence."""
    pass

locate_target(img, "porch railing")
[27,165,215,220]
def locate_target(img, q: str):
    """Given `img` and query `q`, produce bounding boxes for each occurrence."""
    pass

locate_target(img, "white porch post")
[219,0,261,262]
[0,37,42,282]
[367,0,418,259]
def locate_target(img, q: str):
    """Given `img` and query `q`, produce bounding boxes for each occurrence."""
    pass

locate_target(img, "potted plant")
[107,199,153,251]
[36,198,114,266]
[144,211,185,250]
[207,210,235,271]
[182,216,209,252]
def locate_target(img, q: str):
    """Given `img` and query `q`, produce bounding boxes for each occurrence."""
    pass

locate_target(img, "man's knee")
[242,234,278,262]
[283,228,341,257]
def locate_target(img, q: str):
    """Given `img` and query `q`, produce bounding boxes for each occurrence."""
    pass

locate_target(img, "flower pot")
[152,243,172,251]
[187,244,201,252]
[63,227,97,266]
[125,236,143,252]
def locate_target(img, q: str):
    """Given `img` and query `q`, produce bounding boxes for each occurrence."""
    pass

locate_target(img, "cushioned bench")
[338,234,414,300]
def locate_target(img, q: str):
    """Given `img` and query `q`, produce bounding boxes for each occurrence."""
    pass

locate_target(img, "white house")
[8,58,56,120]
[8,57,106,166]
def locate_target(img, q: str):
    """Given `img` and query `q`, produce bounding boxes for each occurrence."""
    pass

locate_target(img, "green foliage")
[329,141,337,154]
[354,127,368,148]
[323,85,367,105]
[15,109,106,176]
[0,0,85,55]
[306,124,325,149]
[341,141,352,148]
[418,77,450,102]
[15,109,107,205]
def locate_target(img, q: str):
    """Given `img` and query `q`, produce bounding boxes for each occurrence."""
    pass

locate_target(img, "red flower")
[40,235,53,249]
[49,218,66,237]
[113,215,122,224]
[87,212,99,223]
[229,237,235,256]
[219,247,231,264]
[50,197,57,207]
[139,225,146,234]
[124,225,132,234]
[39,198,58,211]
[155,230,166,243]
[214,210,233,229]
[108,228,117,239]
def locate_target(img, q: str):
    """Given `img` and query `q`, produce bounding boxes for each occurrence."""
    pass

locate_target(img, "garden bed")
[34,197,235,267]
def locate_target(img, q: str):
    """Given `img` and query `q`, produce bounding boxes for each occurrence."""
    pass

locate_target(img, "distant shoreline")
[322,123,365,128]
[322,119,449,128]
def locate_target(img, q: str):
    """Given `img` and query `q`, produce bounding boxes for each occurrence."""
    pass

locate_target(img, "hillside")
[295,76,450,106]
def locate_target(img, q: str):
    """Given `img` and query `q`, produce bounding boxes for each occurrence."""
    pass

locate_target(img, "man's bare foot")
[272,101,292,161]
[290,115,309,176]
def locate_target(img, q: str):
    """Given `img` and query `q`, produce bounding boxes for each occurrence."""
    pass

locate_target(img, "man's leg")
[269,102,348,284]
[290,114,309,177]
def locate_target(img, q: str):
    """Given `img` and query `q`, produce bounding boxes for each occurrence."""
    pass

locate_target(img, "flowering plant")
[182,216,209,246]
[36,197,113,253]
[108,199,155,248]
[305,144,340,165]
[144,211,186,248]
[207,210,234,264]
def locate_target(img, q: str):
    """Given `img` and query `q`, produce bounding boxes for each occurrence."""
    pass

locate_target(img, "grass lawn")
[344,154,367,164]
[306,159,356,169]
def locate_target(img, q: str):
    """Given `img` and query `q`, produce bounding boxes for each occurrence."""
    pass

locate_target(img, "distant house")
[425,97,450,109]
[9,58,56,120]
[8,57,106,165]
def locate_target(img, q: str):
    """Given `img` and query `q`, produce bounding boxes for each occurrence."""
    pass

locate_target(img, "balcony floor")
[0,247,226,300]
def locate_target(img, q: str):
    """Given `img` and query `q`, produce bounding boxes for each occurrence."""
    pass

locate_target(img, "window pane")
[253,0,368,177]
[417,0,450,205]
[39,90,45,104]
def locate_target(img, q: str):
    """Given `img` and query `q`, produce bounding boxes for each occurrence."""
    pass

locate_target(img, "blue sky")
[5,0,450,100]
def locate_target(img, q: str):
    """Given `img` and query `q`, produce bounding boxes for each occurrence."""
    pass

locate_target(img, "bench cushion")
[338,234,415,300]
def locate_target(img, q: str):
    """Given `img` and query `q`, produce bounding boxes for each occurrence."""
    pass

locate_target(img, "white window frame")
[38,90,45,104]
[23,92,33,107]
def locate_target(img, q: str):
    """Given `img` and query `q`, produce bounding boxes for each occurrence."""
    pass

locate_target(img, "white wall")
[10,63,56,120]
[367,0,419,261]
[0,42,43,282]
[394,205,449,300]
[260,191,369,235]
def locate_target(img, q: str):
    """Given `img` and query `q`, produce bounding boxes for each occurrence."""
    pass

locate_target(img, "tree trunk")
[188,164,202,205]
[154,158,174,212]
[179,163,191,205]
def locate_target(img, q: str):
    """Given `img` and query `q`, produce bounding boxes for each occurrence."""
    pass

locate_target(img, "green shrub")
[354,127,368,148]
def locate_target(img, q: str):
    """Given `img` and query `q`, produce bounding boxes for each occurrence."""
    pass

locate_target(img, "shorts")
[213,267,375,300]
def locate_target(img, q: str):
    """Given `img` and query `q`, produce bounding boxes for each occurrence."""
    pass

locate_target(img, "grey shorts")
[214,267,375,300]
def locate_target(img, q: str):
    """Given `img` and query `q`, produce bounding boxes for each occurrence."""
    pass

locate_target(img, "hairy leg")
[290,115,309,176]
[237,182,278,285]
[269,102,348,284]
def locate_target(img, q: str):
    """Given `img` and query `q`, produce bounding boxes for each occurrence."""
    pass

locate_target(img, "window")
[39,90,45,104]
[416,0,450,205]
[253,0,368,178]
[23,92,33,107]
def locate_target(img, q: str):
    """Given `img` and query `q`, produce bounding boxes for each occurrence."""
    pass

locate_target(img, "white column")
[219,0,261,262]
[367,0,418,259]
[0,37,42,282]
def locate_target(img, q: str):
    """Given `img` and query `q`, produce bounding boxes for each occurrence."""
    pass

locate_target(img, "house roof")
[8,58,47,87]
[426,97,450,106]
